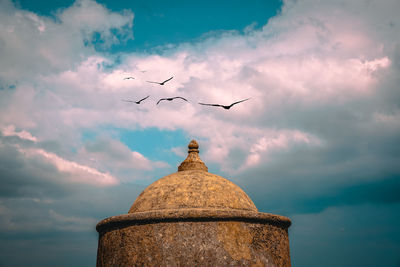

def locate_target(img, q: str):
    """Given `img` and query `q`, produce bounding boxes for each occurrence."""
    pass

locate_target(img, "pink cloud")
[2,125,37,142]
[22,147,119,186]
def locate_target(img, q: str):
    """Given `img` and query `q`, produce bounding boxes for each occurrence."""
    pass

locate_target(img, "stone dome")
[129,140,257,213]
[96,140,292,267]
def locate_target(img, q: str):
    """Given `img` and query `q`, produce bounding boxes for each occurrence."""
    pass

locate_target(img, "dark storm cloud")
[0,181,144,266]
[0,230,97,267]
[290,203,400,267]
[239,126,400,215]
[230,45,400,215]
[0,134,72,198]
[0,131,144,266]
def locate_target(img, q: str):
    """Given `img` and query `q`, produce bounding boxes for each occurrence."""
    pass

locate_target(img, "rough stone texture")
[96,140,291,266]
[177,140,208,172]
[97,220,290,267]
[129,170,257,213]
[96,209,291,231]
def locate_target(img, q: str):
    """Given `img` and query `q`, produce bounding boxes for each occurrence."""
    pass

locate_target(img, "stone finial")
[188,139,199,151]
[178,140,208,172]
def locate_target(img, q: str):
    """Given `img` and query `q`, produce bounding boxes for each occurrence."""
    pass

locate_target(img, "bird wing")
[174,96,188,102]
[138,95,150,102]
[121,99,134,102]
[124,77,134,80]
[198,102,222,107]
[162,76,173,83]
[230,98,251,107]
[146,81,160,84]
[157,98,166,105]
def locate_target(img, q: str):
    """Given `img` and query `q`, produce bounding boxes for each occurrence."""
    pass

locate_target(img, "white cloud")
[21,147,119,186]
[79,137,158,171]
[171,146,186,157]
[1,125,37,142]
[0,4,399,265]
[243,130,321,170]
[1,0,399,183]
[0,0,133,83]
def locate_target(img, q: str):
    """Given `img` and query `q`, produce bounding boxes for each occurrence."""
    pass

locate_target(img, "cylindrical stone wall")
[96,210,291,267]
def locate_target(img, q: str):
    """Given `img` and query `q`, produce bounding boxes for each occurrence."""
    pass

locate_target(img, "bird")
[123,77,135,80]
[198,98,251,110]
[146,76,173,85]
[157,96,188,105]
[122,95,150,104]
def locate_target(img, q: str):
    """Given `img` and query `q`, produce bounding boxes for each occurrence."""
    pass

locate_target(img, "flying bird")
[146,76,173,85]
[122,95,150,104]
[157,96,188,105]
[123,77,135,80]
[198,98,251,110]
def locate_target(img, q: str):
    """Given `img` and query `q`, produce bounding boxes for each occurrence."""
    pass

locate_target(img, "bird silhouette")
[198,98,251,110]
[157,96,188,105]
[122,95,150,104]
[123,77,135,80]
[147,76,173,85]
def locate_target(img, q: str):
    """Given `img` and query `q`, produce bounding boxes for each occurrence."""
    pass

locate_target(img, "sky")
[0,0,399,266]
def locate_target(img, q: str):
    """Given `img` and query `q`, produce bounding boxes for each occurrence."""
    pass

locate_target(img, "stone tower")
[96,140,291,266]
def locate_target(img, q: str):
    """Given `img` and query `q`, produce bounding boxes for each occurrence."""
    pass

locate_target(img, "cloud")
[242,130,321,170]
[1,0,397,201]
[0,0,133,83]
[0,0,399,252]
[24,147,118,186]
[0,1,399,266]
[0,202,96,232]
[171,146,186,157]
[0,181,145,266]
[48,209,97,232]
[1,124,37,142]
[77,136,169,181]
[290,203,400,267]
[0,132,118,201]
[0,125,170,193]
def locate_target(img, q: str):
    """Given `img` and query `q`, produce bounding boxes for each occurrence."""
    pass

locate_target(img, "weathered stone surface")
[96,140,291,266]
[96,209,291,231]
[129,170,257,213]
[97,220,290,267]
[178,140,208,172]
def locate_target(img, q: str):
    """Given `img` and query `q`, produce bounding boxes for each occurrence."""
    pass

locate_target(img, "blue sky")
[1,0,400,266]
[16,0,281,52]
